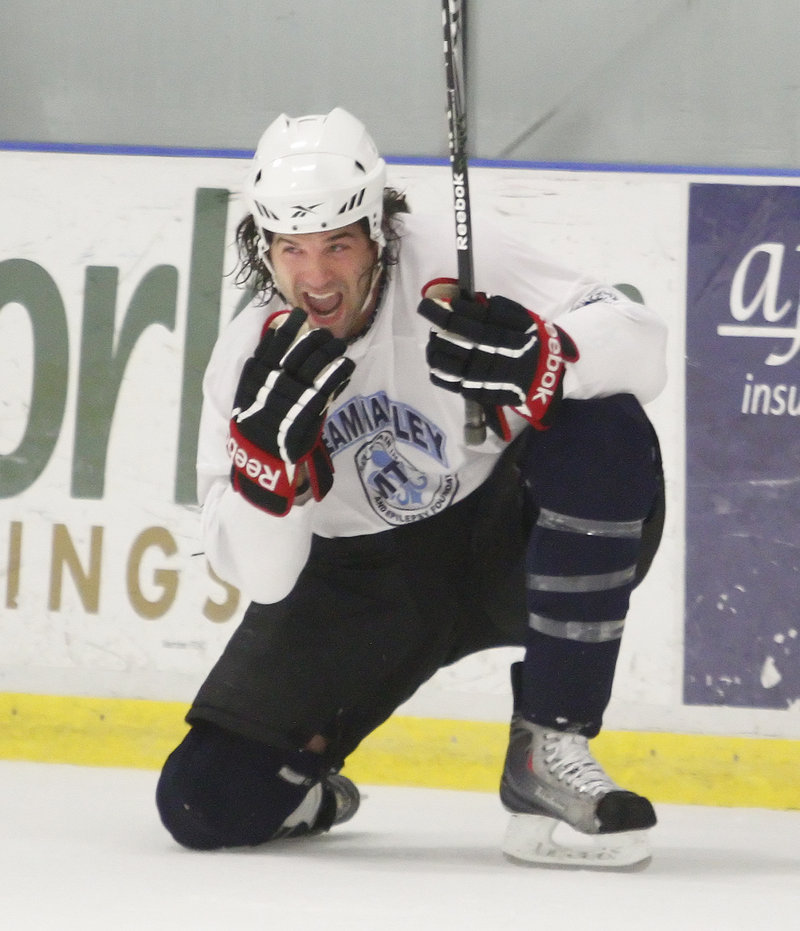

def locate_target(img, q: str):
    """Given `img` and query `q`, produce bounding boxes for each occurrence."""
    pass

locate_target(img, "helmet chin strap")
[357,260,384,321]
[258,233,276,280]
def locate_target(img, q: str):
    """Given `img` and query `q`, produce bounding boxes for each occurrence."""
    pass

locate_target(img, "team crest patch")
[355,431,458,525]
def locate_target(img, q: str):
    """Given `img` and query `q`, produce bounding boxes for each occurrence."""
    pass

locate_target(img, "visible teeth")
[305,290,341,316]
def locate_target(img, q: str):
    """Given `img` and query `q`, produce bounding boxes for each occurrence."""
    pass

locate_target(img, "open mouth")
[304,291,343,319]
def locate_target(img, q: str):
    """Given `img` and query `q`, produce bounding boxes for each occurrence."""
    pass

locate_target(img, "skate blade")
[502,813,652,871]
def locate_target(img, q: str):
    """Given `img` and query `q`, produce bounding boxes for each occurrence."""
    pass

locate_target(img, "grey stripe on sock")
[528,614,626,642]
[536,507,644,539]
[527,565,637,593]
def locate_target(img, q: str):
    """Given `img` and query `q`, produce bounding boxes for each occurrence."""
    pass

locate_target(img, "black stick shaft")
[441,0,486,444]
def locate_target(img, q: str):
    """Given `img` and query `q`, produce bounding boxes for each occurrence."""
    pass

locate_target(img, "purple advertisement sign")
[685,183,800,710]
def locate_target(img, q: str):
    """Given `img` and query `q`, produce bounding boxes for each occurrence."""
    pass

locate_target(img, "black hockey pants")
[157,393,663,848]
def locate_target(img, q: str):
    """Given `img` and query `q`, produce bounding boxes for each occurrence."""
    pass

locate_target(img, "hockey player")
[156,108,667,868]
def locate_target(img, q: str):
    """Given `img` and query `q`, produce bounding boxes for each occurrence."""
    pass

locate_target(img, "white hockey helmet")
[246,108,387,249]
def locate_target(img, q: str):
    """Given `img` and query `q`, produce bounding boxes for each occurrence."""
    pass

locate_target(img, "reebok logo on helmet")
[290,203,323,218]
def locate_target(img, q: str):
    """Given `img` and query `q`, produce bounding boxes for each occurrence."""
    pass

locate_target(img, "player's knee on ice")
[155,722,334,850]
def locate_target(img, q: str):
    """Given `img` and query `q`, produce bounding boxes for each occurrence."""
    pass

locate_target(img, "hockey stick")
[441,0,486,445]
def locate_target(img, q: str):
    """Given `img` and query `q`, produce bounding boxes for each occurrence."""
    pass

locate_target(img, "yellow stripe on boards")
[0,692,797,810]
[0,692,189,770]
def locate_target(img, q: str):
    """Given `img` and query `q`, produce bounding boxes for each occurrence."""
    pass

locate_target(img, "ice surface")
[1,760,798,930]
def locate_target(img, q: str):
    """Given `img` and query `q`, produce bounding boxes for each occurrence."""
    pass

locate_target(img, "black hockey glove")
[418,291,578,438]
[228,308,355,515]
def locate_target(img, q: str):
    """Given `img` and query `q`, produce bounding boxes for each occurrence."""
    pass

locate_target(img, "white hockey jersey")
[197,212,667,603]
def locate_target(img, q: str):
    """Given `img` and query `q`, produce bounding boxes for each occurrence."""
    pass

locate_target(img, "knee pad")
[521,394,662,522]
[156,723,328,850]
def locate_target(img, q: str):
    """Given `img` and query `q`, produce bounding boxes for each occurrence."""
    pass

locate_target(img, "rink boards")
[1,144,799,808]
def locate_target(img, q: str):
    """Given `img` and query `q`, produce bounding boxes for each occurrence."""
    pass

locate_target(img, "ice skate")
[276,772,360,839]
[325,773,361,827]
[500,715,656,869]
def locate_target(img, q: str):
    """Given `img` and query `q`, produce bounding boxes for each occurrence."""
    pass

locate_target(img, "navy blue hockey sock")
[518,395,662,736]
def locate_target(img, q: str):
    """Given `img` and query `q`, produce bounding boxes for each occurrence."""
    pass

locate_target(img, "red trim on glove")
[420,277,459,298]
[228,421,297,514]
[511,313,580,430]
[228,421,335,516]
[305,440,334,501]
[261,308,293,340]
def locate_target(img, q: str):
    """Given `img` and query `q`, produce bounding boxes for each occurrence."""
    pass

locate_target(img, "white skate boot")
[500,715,656,869]
[276,771,360,839]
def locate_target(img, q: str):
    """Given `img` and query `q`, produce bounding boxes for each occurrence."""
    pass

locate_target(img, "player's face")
[269,223,380,340]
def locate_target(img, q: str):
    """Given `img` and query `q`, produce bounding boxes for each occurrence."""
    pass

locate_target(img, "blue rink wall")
[0,144,798,809]
[684,183,800,710]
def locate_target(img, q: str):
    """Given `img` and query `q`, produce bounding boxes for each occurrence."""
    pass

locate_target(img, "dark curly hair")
[234,187,410,304]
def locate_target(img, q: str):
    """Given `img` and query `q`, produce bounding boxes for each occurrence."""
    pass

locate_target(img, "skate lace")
[541,731,617,798]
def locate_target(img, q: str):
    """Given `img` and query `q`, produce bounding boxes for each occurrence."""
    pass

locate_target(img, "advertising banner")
[685,183,800,710]
[0,151,249,700]
[2,150,684,713]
